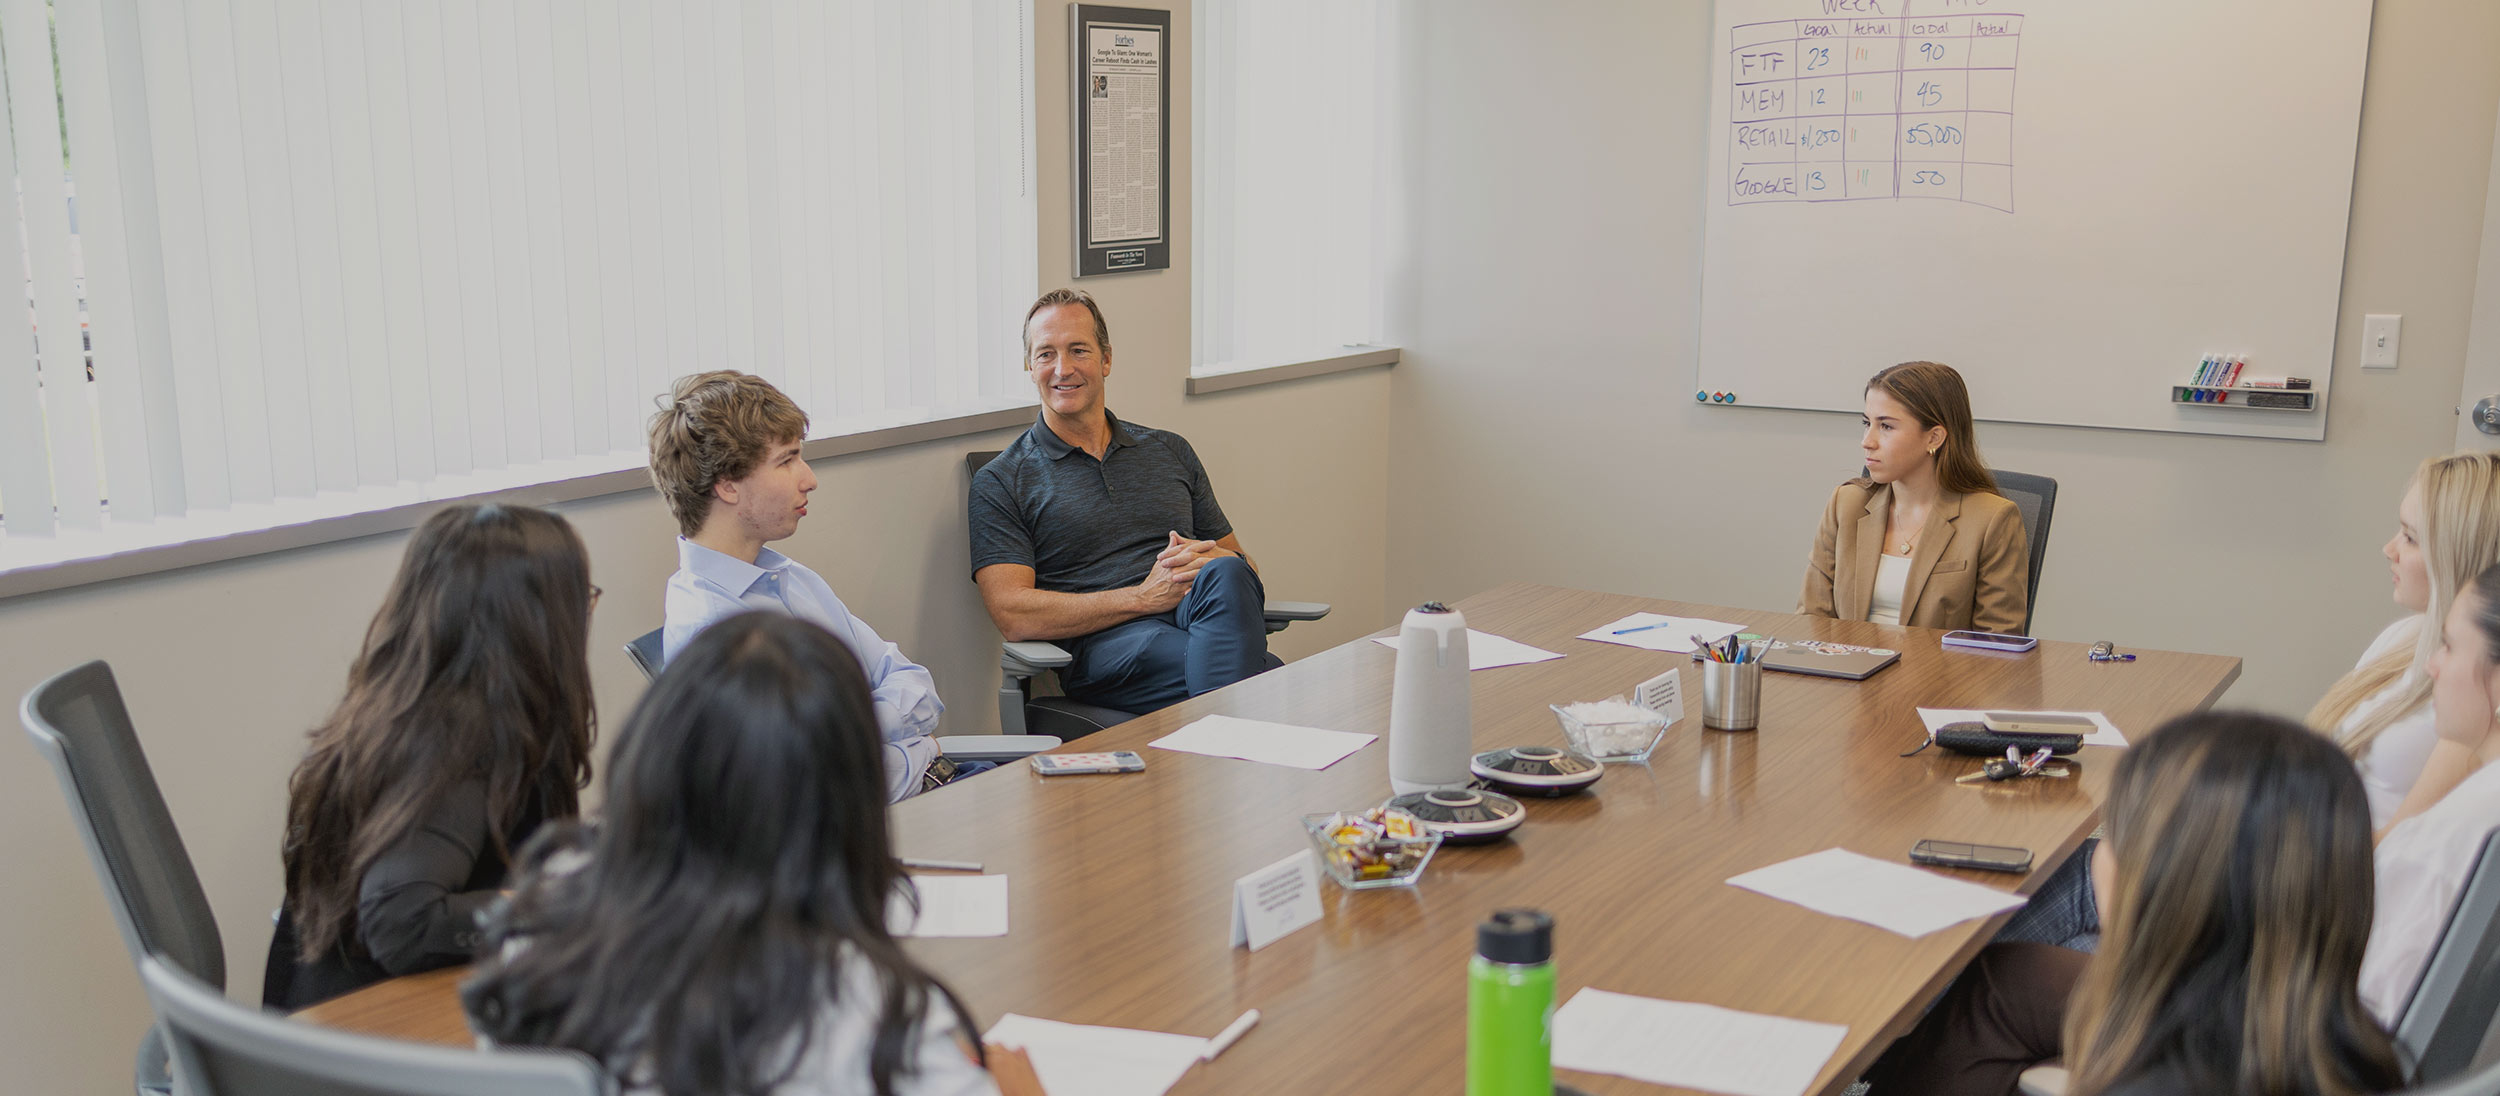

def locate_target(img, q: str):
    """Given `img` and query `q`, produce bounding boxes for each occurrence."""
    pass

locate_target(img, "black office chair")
[138,956,609,1096]
[967,451,1330,739]
[1988,469,2056,636]
[624,622,1057,765]
[622,628,664,679]
[2398,830,2500,1085]
[20,661,225,1096]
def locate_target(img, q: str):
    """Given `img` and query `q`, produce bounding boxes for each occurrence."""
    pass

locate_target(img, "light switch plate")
[2363,313,2402,369]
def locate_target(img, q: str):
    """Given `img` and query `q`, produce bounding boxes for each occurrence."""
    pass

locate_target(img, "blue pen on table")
[1610,620,1680,636]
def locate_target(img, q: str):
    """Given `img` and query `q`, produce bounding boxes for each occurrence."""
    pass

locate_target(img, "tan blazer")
[1798,480,2030,634]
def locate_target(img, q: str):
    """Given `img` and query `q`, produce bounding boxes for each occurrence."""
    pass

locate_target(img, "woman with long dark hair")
[1799,361,2029,633]
[270,503,599,1008]
[463,612,1042,1096]
[1860,710,2403,1096]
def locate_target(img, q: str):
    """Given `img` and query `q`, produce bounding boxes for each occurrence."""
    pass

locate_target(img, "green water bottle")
[1468,908,1555,1096]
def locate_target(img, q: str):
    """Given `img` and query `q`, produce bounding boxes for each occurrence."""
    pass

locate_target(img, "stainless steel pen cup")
[1699,659,1763,731]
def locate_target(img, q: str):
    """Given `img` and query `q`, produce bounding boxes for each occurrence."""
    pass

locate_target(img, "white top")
[2361,758,2500,1024]
[622,953,999,1096]
[2337,616,2437,828]
[1867,554,1913,626]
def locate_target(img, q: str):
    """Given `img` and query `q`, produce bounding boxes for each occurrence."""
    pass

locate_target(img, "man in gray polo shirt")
[968,288,1274,714]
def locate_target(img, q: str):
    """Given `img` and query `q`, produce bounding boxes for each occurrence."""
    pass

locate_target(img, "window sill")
[1185,346,1399,395]
[0,403,1038,601]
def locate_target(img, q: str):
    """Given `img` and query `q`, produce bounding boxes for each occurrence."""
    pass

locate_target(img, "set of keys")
[1956,745,2072,784]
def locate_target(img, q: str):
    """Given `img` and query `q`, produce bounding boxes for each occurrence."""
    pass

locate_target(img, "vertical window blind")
[0,0,1035,570]
[1191,0,1395,377]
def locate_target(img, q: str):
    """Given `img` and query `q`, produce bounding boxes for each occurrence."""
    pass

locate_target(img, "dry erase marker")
[900,857,983,872]
[1201,1009,1260,1061]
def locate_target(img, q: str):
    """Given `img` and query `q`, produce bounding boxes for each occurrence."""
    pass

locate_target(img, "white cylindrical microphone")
[1388,602,1473,795]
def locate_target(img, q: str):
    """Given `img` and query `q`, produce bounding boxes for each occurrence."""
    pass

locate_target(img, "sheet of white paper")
[1553,988,1848,1096]
[985,1014,1208,1096]
[1726,847,2027,938]
[1147,714,1377,770]
[1373,629,1565,670]
[1917,707,2129,749]
[887,874,1010,938]
[1575,613,1747,653]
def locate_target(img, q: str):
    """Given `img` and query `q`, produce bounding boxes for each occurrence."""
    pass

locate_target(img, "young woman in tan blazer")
[1799,361,2030,634]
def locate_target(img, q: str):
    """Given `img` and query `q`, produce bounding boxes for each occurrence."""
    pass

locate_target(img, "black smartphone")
[1908,839,2033,873]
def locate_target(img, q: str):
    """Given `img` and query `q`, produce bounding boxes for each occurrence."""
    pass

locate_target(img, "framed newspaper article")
[1072,5,1171,276]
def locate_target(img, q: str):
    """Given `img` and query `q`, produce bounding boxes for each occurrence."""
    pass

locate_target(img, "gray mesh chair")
[1988,469,2057,636]
[967,450,1331,738]
[2414,1057,2500,1096]
[622,628,664,679]
[21,660,224,1096]
[138,955,607,1096]
[624,619,1058,766]
[2399,830,2500,1084]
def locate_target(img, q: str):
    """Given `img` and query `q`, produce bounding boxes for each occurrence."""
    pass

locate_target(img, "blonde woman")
[1860,710,2402,1096]
[1799,361,2029,634]
[2311,451,2500,827]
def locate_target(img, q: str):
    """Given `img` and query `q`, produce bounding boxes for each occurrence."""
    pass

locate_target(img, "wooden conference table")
[298,583,2240,1094]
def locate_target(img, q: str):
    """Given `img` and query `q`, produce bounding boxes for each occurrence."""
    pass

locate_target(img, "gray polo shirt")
[969,412,1233,594]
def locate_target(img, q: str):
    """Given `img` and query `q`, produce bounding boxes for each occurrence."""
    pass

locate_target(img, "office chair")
[622,628,663,680]
[21,660,225,1096]
[624,622,1058,765]
[137,955,609,1096]
[2412,1057,2500,1096]
[1988,469,2056,636]
[966,451,1331,739]
[2399,830,2500,1084]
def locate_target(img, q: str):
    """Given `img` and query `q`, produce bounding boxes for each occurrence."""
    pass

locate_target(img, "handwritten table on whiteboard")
[1727,13,2025,211]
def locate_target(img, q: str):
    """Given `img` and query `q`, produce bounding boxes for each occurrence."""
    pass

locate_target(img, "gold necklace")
[1894,510,1925,554]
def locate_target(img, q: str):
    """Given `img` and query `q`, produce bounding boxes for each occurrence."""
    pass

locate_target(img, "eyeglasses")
[589,584,604,607]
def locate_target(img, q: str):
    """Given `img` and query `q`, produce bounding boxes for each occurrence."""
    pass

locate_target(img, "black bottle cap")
[1476,908,1553,965]
[1417,601,1453,613]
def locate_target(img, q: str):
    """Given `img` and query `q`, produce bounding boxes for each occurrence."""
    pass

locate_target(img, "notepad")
[1575,613,1746,654]
[1726,847,2027,938]
[1917,707,2129,749]
[887,874,1009,938]
[1553,988,1848,1096]
[1148,714,1377,770]
[984,1013,1208,1096]
[1373,629,1564,669]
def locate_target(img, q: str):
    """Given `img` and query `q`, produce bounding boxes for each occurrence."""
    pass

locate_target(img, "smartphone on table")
[1942,630,2040,653]
[1909,839,2033,873]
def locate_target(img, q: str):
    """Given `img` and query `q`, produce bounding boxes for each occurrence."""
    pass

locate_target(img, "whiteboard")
[1696,0,2371,441]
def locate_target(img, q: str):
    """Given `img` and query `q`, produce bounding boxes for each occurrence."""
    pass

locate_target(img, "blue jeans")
[1058,556,1276,713]
[1993,836,2101,952]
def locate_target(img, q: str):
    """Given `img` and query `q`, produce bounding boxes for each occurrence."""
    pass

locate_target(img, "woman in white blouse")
[2363,557,2500,1019]
[2313,452,2500,828]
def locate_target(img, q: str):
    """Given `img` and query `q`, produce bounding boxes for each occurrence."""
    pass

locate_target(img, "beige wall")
[0,3,1392,1090]
[1387,1,2500,717]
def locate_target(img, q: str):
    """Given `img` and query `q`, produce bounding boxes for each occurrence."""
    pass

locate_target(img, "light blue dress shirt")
[662,537,944,802]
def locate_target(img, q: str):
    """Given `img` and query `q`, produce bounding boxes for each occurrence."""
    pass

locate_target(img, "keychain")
[2089,640,2136,663]
[1957,746,2070,784]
